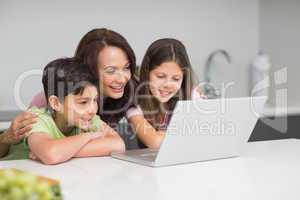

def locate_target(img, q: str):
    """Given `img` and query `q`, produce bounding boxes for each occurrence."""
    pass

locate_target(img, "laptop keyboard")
[135,153,157,161]
[126,149,158,161]
[140,152,157,158]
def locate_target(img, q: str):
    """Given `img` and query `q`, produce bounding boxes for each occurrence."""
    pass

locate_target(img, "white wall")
[0,0,259,110]
[260,0,300,109]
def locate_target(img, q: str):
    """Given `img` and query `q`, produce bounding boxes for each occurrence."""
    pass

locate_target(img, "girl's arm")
[74,122,125,157]
[27,131,102,165]
[128,115,165,149]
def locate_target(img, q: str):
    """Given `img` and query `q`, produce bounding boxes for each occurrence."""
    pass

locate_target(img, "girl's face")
[149,61,183,103]
[97,46,131,99]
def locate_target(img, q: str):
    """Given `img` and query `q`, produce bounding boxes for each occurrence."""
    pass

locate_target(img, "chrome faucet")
[203,49,232,99]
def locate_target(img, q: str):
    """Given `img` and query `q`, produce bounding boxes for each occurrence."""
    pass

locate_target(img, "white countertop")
[0,122,10,132]
[1,139,299,200]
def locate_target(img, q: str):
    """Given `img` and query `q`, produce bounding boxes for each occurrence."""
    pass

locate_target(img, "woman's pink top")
[29,91,47,108]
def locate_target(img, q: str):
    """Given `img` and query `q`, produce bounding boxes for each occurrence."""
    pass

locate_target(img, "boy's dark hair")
[42,57,98,103]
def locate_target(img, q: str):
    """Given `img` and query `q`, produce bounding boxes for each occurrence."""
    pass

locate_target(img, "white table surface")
[0,122,10,132]
[1,139,299,200]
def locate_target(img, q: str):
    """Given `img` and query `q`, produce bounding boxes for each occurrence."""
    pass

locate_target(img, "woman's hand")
[1,111,37,144]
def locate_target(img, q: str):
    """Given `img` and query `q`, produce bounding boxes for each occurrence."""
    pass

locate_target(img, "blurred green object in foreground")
[0,168,62,200]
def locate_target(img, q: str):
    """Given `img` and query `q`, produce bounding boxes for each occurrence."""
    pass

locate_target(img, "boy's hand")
[83,124,112,140]
[29,151,40,161]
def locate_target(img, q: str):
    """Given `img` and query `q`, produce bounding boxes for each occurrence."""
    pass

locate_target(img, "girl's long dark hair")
[138,38,197,129]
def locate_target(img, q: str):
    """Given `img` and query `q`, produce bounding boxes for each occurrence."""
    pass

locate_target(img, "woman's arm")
[0,142,9,158]
[0,131,11,157]
[0,91,46,146]
[74,122,125,157]
[0,112,37,145]
[0,112,37,158]
[128,115,165,149]
[27,131,103,165]
[0,90,45,158]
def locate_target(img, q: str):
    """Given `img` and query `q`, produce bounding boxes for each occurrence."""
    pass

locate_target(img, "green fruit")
[0,169,60,200]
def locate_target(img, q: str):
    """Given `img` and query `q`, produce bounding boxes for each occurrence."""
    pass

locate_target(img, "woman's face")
[149,61,183,103]
[98,46,131,99]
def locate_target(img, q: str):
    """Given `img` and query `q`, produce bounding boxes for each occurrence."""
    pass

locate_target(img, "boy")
[6,57,125,164]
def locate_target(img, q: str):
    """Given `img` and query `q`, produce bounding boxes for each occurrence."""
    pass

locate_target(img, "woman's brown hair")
[75,28,137,126]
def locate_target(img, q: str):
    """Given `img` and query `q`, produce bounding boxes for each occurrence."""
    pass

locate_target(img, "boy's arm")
[27,131,103,165]
[74,122,125,157]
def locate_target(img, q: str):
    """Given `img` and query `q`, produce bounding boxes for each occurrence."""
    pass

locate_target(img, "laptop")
[112,96,267,167]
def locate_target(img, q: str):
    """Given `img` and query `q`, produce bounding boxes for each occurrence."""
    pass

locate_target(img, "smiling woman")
[97,46,132,100]
[74,28,137,126]
[26,29,137,125]
[0,28,138,159]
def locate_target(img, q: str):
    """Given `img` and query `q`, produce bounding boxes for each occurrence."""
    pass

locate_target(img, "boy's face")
[62,85,99,131]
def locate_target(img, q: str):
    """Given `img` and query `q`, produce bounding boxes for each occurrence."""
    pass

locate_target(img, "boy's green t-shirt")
[1,107,103,160]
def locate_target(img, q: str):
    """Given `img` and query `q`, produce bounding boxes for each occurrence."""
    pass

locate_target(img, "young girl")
[127,38,205,148]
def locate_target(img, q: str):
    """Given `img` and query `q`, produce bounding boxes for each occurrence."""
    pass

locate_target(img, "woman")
[0,28,138,158]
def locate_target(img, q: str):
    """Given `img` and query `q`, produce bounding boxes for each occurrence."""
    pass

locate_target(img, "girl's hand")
[5,111,38,144]
[195,86,208,99]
